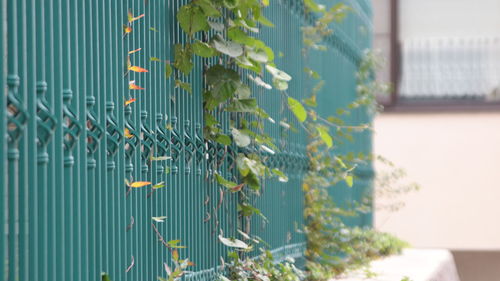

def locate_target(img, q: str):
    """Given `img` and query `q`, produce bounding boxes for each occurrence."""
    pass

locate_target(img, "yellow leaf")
[128,10,145,23]
[125,98,136,106]
[128,65,149,73]
[124,128,134,139]
[129,181,151,188]
[172,249,179,261]
[129,81,144,90]
[123,25,132,34]
[128,48,141,55]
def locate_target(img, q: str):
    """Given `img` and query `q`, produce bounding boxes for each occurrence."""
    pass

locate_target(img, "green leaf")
[271,168,288,182]
[196,0,221,17]
[231,128,251,147]
[237,154,265,178]
[150,57,161,62]
[248,50,268,63]
[238,203,267,221]
[207,20,225,32]
[223,0,239,9]
[345,175,354,187]
[316,126,333,148]
[218,235,249,249]
[248,75,272,89]
[153,182,166,189]
[273,78,288,91]
[266,65,292,81]
[215,134,232,146]
[304,67,321,79]
[255,107,270,119]
[228,27,256,46]
[215,173,238,189]
[236,56,261,73]
[256,13,274,27]
[166,239,187,248]
[177,4,208,36]
[225,98,257,113]
[235,18,259,33]
[287,97,307,122]
[206,65,240,86]
[192,40,217,58]
[102,273,112,281]
[335,157,347,169]
[173,44,193,75]
[175,80,192,94]
[259,44,275,62]
[205,113,218,126]
[235,82,251,99]
[211,35,243,58]
[205,65,240,109]
[304,0,325,12]
[165,64,173,79]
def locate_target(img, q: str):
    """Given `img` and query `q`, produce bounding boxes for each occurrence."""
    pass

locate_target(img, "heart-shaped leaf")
[218,235,249,249]
[231,128,251,147]
[287,97,307,122]
[266,65,291,81]
[212,35,243,58]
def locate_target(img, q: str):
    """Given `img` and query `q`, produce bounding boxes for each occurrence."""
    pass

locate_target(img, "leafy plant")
[221,249,305,281]
[118,1,411,280]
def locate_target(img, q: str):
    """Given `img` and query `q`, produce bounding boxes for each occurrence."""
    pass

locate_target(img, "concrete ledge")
[332,249,461,281]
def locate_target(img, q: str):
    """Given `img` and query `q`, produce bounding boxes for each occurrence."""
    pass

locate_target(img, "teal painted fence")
[0,0,373,280]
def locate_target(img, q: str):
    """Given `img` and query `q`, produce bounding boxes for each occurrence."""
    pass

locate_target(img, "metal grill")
[0,0,373,280]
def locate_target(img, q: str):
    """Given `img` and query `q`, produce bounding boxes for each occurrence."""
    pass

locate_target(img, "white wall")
[400,0,500,40]
[374,112,500,250]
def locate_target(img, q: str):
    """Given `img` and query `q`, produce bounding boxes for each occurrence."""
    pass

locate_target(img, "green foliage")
[222,249,305,281]
[173,44,193,75]
[303,181,408,279]
[175,79,192,94]
[177,4,209,36]
[212,35,244,57]
[170,1,410,281]
[192,40,217,57]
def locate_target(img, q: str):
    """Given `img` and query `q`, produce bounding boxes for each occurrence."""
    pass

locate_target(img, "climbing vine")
[110,1,409,281]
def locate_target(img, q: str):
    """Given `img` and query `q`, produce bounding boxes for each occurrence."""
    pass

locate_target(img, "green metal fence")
[0,0,372,280]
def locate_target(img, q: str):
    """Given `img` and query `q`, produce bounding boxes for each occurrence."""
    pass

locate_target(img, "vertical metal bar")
[114,0,126,280]
[97,0,107,275]
[85,0,98,278]
[6,0,23,279]
[75,0,89,279]
[61,0,74,279]
[19,0,36,279]
[0,0,6,278]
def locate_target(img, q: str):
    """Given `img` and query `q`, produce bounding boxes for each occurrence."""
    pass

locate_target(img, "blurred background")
[372,1,500,280]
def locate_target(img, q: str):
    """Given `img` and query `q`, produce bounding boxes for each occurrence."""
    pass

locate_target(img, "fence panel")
[0,0,373,280]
